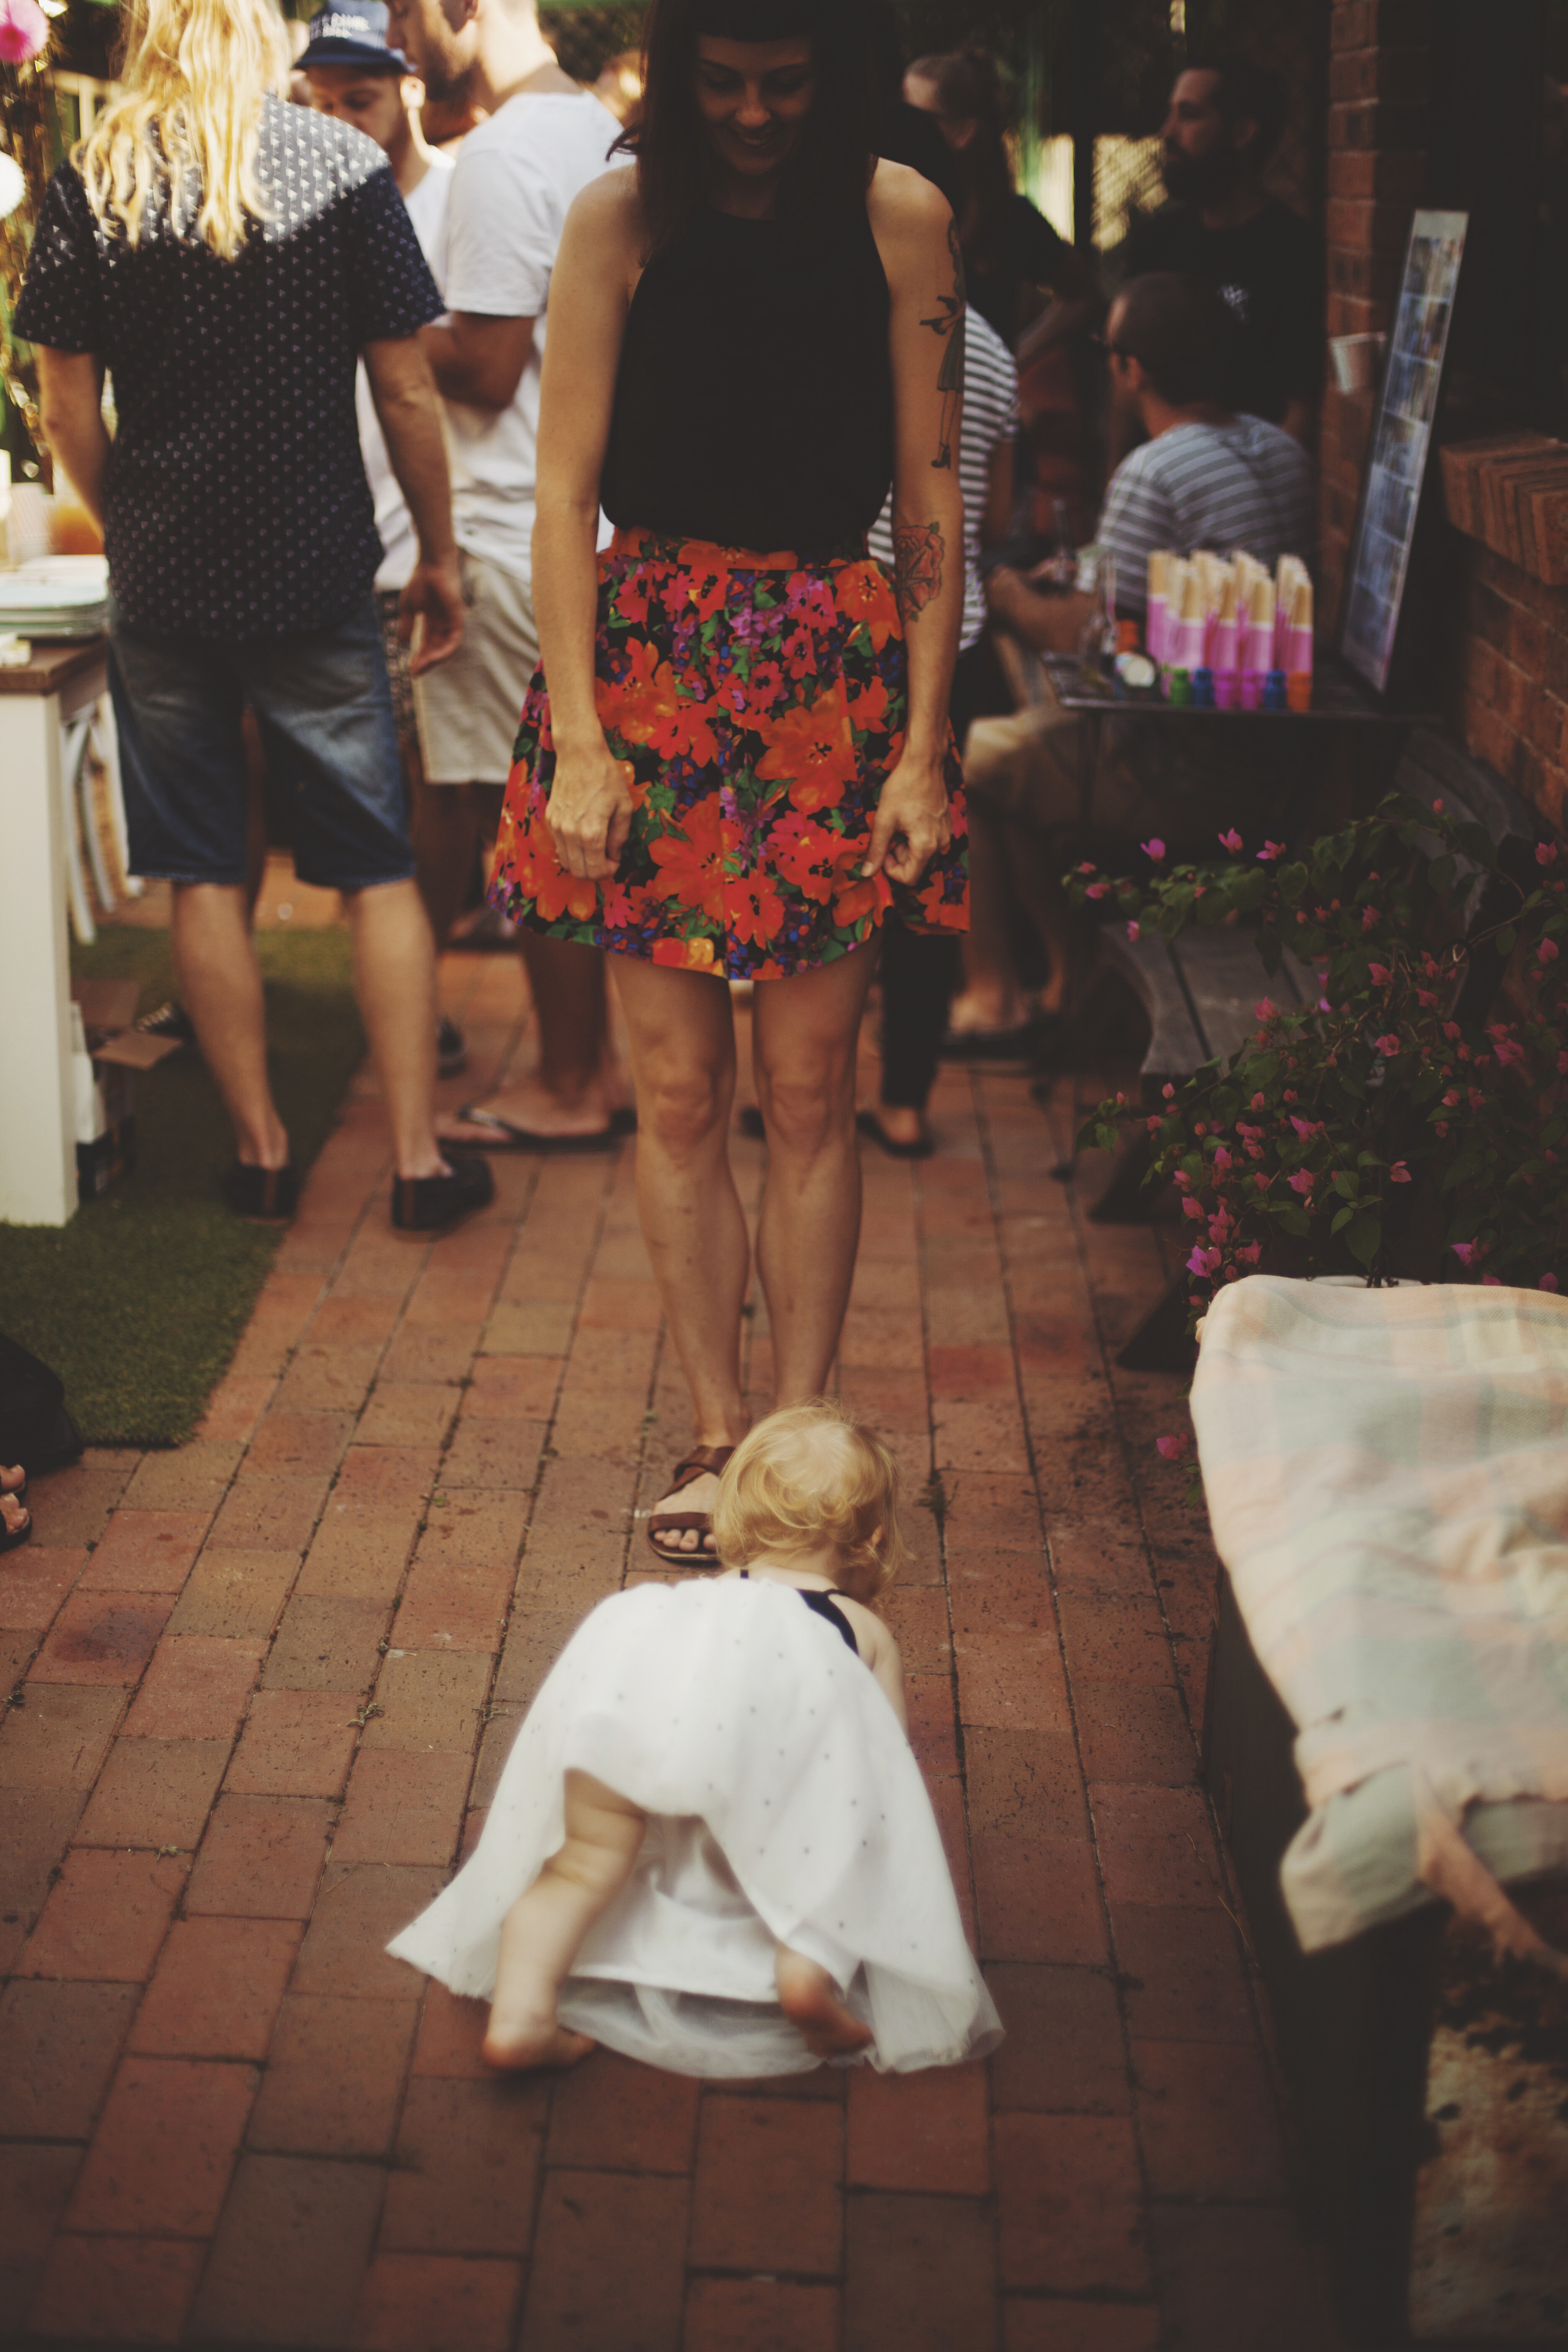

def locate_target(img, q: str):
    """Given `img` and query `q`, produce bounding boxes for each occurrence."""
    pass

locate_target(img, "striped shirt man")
[1098,414,1315,617]
[869,307,1019,652]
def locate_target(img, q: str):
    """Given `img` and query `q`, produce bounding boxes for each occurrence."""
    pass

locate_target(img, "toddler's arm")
[864,1619,909,1732]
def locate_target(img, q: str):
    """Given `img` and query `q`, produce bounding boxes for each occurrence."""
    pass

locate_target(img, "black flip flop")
[448,1105,616,1155]
[857,1109,934,1160]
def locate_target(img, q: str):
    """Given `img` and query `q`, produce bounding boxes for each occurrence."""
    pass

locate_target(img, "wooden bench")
[1085,727,1540,1368]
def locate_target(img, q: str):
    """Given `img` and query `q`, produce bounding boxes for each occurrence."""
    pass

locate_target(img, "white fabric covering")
[388,1577,1002,2077]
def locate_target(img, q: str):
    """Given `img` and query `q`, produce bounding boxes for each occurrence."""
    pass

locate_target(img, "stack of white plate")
[0,555,111,638]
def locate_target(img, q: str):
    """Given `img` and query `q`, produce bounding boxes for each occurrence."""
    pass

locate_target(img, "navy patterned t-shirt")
[15,97,442,639]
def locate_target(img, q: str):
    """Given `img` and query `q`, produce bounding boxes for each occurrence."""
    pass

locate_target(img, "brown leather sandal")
[647,1444,735,1564]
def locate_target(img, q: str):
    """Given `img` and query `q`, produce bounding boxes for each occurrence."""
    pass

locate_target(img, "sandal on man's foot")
[221,1162,300,1224]
[647,1443,735,1564]
[392,1155,495,1234]
[0,1498,31,1555]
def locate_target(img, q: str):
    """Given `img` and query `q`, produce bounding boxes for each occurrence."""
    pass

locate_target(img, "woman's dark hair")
[906,41,1012,262]
[620,0,881,252]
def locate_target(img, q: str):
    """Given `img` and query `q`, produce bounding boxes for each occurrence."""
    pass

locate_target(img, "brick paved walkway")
[1,950,1348,2351]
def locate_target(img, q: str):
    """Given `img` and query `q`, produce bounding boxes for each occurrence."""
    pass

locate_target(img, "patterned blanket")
[1190,1276,1568,1961]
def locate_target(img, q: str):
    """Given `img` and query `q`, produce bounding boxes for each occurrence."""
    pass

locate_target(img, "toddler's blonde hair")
[712,1400,908,1601]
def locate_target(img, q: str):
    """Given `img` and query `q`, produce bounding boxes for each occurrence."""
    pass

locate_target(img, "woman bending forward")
[492,0,968,1562]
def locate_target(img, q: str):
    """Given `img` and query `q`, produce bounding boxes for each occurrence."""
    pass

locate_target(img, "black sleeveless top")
[739,1571,860,1657]
[600,201,894,557]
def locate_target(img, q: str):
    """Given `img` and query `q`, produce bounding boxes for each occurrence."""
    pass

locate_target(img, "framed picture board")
[1340,209,1469,695]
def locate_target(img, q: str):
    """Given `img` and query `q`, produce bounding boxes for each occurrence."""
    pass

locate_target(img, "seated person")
[949,270,1315,1046]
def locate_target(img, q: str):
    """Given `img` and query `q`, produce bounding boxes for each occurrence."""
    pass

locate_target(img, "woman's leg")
[751,943,880,1404]
[611,957,751,1553]
[485,1770,647,2070]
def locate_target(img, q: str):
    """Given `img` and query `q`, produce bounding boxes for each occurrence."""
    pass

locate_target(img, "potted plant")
[1069,790,1568,1319]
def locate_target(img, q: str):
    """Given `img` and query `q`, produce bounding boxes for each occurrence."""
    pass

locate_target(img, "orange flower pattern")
[491,531,967,980]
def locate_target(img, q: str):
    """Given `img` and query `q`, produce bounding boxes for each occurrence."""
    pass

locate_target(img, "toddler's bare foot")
[776,1946,873,2060]
[482,2006,596,2072]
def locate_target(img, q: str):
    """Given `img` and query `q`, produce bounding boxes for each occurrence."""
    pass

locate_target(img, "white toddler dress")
[387,1576,1002,2077]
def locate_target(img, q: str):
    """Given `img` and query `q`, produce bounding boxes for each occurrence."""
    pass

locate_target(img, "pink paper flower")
[1162,1083,1176,1099]
[1540,937,1560,963]
[1182,1197,1203,1220]
[1542,1273,1560,1292]
[1254,998,1276,1020]
[1251,1093,1266,1110]
[1257,840,1285,862]
[1537,842,1559,866]
[1367,963,1391,985]
[1078,861,1097,874]
[0,1,48,64]
[1212,1145,1232,1170]
[1218,827,1244,853]
[1451,1241,1480,1268]
[1389,1162,1411,1183]
[1362,905,1380,931]
[1289,1115,1314,1139]
[1416,988,1438,1007]
[1126,919,1140,942]
[1482,1274,1502,1286]
[1155,1433,1190,1462]
[1375,1034,1401,1057]
[1141,837,1166,861]
[1085,882,1110,899]
[1287,1170,1313,1195]
[1239,1241,1263,1264]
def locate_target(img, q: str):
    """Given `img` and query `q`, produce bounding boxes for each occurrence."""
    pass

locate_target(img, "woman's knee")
[640,1057,733,1157]
[756,1059,854,1157]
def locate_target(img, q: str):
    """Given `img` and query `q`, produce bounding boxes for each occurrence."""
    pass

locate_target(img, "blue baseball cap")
[300,5,408,73]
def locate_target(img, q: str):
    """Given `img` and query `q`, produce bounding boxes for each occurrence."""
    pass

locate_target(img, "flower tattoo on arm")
[918,219,966,472]
[892,518,945,619]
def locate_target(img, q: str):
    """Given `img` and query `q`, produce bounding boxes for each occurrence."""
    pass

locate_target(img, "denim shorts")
[108,594,415,892]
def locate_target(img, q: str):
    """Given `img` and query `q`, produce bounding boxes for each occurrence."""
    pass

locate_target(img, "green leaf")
[1497,924,1517,955]
[1272,1204,1311,1236]
[1278,862,1309,903]
[1331,1205,1356,1234]
[1345,1210,1382,1268]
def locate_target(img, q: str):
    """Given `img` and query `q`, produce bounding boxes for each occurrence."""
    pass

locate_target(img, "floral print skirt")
[490,527,968,980]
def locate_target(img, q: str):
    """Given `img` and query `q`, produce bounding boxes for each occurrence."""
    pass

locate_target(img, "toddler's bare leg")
[484,1770,647,2071]
[775,1944,874,2060]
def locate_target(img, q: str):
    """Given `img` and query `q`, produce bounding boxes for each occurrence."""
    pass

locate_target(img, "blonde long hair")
[77,0,289,262]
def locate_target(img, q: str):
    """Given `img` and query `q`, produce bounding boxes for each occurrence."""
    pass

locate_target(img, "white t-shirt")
[440,90,621,583]
[356,154,453,593]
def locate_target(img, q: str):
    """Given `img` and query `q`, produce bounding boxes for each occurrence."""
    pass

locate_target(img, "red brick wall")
[1319,0,1568,835]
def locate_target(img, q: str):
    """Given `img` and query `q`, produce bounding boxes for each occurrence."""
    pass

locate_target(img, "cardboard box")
[69,980,180,1203]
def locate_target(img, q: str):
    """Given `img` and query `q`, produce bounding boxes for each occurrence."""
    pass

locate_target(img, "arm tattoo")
[892,518,946,619]
[918,218,966,471]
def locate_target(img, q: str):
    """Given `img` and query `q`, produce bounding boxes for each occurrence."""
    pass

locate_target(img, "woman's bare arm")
[864,163,967,886]
[530,167,642,880]
[35,349,109,527]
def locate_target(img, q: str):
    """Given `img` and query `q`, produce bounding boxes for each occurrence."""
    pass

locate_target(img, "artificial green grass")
[0,927,365,1448]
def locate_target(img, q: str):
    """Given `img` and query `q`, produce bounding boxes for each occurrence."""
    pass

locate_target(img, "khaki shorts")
[412,549,539,786]
[965,687,1274,845]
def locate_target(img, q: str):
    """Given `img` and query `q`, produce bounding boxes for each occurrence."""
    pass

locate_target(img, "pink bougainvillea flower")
[1251,1092,1266,1110]
[1155,1433,1190,1461]
[1126,919,1141,941]
[1218,827,1244,852]
[1182,1197,1203,1220]
[0,0,48,64]
[1443,1022,1461,1041]
[1375,1034,1401,1057]
[1389,1161,1411,1183]
[1287,1170,1314,1195]
[1367,963,1391,985]
[1482,1274,1502,1286]
[1254,997,1276,1019]
[1451,1241,1480,1267]
[1491,1036,1525,1066]
[1162,1082,1176,1099]
[1085,882,1110,899]
[1212,1145,1232,1170]
[1141,837,1166,861]
[1540,937,1560,963]
[1416,988,1438,1007]
[1289,1115,1314,1139]
[1542,1272,1560,1292]
[1537,842,1559,866]
[1257,840,1285,862]
[1239,1241,1263,1264]
[1362,906,1380,931]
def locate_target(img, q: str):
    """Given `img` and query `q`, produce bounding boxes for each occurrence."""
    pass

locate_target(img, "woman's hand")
[546,736,638,880]
[862,747,951,887]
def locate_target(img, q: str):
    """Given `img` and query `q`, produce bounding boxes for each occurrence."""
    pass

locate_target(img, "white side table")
[0,638,109,1226]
